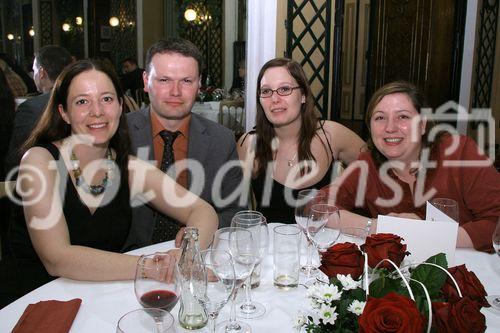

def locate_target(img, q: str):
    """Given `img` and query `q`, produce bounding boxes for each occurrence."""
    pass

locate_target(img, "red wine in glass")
[139,289,179,312]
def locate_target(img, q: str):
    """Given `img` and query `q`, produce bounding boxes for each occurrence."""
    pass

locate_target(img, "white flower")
[308,283,342,302]
[337,274,362,290]
[292,311,308,329]
[318,304,338,325]
[347,300,366,316]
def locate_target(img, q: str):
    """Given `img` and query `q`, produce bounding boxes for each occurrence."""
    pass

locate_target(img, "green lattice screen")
[286,0,333,119]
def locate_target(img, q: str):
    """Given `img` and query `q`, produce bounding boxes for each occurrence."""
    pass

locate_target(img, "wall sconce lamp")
[109,16,120,27]
[184,8,197,22]
[29,27,35,37]
[76,16,83,26]
[7,33,14,40]
[62,23,71,32]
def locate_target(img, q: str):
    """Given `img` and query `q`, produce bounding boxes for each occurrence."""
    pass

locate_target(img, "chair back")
[218,100,245,135]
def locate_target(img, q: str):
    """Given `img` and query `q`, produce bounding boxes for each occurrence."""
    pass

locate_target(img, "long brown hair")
[254,58,320,176]
[365,81,442,166]
[22,59,130,174]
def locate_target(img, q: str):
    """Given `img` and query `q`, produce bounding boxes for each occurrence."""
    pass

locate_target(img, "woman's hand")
[146,251,179,283]
[388,212,421,220]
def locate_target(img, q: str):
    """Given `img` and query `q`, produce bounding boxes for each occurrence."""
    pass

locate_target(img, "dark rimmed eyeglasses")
[259,86,301,98]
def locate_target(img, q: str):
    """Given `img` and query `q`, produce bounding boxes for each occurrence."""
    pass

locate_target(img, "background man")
[124,38,243,250]
[120,57,145,104]
[5,45,72,173]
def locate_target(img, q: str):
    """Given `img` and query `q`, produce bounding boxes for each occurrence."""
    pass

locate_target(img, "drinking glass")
[116,308,174,333]
[338,226,369,248]
[212,227,255,333]
[135,254,180,312]
[306,204,341,253]
[487,221,500,312]
[295,189,326,277]
[430,198,459,222]
[231,210,268,319]
[191,249,235,333]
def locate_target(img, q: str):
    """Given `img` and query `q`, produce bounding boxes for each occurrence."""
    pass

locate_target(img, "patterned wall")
[178,0,223,88]
[473,0,499,108]
[286,0,333,119]
[110,0,137,71]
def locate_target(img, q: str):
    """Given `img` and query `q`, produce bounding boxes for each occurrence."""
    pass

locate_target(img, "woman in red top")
[322,81,500,252]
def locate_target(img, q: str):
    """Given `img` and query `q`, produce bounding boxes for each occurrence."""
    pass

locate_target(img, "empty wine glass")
[430,198,459,222]
[231,210,268,319]
[191,249,235,333]
[212,227,255,333]
[134,254,180,312]
[116,308,174,333]
[306,204,341,253]
[295,189,327,277]
[487,221,500,313]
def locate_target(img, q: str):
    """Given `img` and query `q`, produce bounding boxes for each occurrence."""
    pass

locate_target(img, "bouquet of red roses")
[295,233,489,333]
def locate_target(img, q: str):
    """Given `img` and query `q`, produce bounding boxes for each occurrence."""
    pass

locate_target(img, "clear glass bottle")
[178,227,208,330]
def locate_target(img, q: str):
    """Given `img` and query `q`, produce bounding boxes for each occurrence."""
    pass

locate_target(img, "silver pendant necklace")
[287,153,297,167]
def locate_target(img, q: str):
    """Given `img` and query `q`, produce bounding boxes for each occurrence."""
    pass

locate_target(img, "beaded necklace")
[70,148,114,196]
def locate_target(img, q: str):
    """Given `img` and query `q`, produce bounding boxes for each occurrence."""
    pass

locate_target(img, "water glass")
[430,198,459,222]
[273,225,301,289]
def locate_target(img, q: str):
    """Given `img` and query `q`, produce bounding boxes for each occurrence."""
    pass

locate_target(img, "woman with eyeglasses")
[237,58,364,223]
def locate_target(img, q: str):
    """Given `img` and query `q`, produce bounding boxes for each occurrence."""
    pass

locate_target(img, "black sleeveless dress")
[1,142,131,306]
[248,124,336,223]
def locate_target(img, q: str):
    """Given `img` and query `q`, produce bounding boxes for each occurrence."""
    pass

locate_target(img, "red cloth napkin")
[12,298,82,333]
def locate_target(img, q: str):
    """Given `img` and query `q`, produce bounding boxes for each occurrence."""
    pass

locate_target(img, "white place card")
[376,215,458,265]
[426,201,458,223]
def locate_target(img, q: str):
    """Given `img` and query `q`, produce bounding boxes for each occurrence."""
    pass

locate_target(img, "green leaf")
[410,253,448,298]
[369,275,403,298]
[349,287,367,301]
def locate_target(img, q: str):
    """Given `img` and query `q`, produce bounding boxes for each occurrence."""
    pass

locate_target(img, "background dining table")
[1,223,499,332]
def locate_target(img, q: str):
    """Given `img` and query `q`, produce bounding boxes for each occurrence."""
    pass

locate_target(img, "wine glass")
[306,204,341,253]
[116,308,174,333]
[212,227,256,332]
[134,254,180,312]
[430,198,459,222]
[487,221,500,312]
[231,210,268,319]
[338,226,369,248]
[191,249,235,333]
[295,189,326,277]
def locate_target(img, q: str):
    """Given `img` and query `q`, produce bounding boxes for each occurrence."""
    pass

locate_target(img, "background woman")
[238,58,364,223]
[323,81,500,252]
[1,60,217,306]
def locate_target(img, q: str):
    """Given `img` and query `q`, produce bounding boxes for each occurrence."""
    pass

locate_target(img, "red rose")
[441,264,489,307]
[361,233,409,270]
[319,242,365,280]
[358,292,425,333]
[433,297,486,333]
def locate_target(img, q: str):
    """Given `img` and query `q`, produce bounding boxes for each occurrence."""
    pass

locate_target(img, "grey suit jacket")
[5,93,50,174]
[123,108,243,250]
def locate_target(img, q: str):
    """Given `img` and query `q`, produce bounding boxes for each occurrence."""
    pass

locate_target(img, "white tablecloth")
[1,224,499,332]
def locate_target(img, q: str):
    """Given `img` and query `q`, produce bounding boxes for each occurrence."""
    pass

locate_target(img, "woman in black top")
[237,58,364,223]
[1,60,217,306]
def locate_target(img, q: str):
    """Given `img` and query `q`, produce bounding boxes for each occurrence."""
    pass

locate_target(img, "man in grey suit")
[123,38,243,250]
[5,45,72,173]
